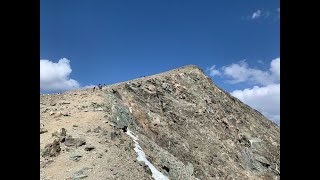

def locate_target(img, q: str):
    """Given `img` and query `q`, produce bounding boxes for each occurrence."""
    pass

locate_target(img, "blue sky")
[40,0,280,124]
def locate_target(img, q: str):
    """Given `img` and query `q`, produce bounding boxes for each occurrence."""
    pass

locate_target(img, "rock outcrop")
[40,65,280,180]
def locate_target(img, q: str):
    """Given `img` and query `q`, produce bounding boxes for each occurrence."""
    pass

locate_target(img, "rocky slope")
[40,65,280,180]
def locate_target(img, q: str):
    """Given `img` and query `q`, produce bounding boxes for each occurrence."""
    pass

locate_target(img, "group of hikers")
[92,84,104,92]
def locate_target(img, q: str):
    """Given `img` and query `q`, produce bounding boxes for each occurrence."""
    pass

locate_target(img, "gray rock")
[63,112,70,116]
[93,126,102,133]
[119,139,125,145]
[255,154,271,168]
[52,128,67,142]
[64,136,86,147]
[60,102,71,105]
[73,169,88,179]
[108,105,133,129]
[96,107,103,111]
[69,155,82,162]
[186,163,194,175]
[41,108,49,113]
[40,159,54,168]
[84,145,95,151]
[40,128,48,134]
[42,140,61,157]
[110,132,116,141]
[143,165,152,176]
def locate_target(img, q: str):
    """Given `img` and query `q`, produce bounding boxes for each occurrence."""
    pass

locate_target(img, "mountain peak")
[41,66,280,180]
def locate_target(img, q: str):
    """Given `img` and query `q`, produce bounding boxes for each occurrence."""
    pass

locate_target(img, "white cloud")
[208,58,280,86]
[208,57,280,125]
[270,57,280,80]
[40,58,80,92]
[251,10,261,19]
[220,59,278,86]
[207,65,221,77]
[231,84,280,125]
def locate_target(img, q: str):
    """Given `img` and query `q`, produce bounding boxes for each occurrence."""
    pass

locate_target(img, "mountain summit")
[40,65,280,180]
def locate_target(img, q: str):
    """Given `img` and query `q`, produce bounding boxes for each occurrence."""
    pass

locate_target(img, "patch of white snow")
[126,129,169,180]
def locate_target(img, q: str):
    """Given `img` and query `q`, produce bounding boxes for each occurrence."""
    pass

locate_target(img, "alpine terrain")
[40,65,280,180]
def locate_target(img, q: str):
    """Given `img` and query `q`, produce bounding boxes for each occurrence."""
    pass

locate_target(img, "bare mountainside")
[40,65,280,180]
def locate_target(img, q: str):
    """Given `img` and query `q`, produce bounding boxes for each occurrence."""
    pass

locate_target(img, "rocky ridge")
[40,65,280,180]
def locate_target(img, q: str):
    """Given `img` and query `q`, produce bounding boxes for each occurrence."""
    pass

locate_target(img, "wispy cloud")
[251,10,262,19]
[248,9,280,21]
[207,58,280,125]
[40,58,80,92]
[207,65,221,77]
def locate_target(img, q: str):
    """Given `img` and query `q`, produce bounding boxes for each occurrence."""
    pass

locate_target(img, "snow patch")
[126,129,169,180]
